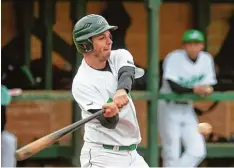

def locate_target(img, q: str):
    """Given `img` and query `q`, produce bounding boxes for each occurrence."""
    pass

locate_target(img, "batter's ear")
[76,39,93,54]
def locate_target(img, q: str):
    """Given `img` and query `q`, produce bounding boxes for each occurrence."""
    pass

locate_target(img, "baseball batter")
[158,29,217,167]
[71,14,148,168]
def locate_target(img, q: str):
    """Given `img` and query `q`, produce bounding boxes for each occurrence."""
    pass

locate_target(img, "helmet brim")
[92,25,118,37]
[109,25,118,31]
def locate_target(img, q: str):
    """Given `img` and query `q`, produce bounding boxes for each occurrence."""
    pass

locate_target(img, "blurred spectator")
[230,134,234,142]
[1,85,22,167]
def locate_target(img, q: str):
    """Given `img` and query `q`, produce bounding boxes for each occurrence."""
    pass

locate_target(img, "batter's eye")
[82,44,87,49]
[109,34,112,40]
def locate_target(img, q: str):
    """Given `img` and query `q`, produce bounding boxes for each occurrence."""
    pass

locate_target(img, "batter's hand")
[113,89,129,109]
[193,85,213,96]
[102,102,119,118]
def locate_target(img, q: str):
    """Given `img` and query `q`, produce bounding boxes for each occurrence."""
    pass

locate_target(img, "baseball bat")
[15,109,104,161]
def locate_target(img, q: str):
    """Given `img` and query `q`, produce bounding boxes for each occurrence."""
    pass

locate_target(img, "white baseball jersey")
[160,49,217,94]
[72,49,142,146]
[158,49,215,167]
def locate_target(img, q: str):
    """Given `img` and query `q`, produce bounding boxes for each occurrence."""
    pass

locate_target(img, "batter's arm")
[112,50,136,109]
[88,109,119,129]
[117,66,135,93]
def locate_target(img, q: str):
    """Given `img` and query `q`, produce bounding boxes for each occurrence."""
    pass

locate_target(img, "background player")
[71,14,148,168]
[1,85,22,167]
[158,29,217,167]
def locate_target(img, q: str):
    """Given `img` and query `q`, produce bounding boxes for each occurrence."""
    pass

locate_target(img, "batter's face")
[183,42,204,59]
[91,30,113,61]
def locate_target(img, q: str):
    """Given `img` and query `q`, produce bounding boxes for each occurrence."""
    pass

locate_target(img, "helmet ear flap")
[75,39,93,54]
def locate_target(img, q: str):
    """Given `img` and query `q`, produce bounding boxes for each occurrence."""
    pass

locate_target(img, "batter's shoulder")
[110,49,131,57]
[72,73,91,93]
[111,48,130,54]
[72,73,82,88]
[72,69,88,88]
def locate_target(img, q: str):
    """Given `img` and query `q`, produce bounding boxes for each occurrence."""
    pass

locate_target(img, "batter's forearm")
[88,109,119,129]
[117,66,135,93]
[98,113,119,129]
[168,80,193,94]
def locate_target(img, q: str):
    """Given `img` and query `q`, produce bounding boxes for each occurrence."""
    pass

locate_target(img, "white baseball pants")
[80,142,149,168]
[1,131,17,167]
[158,100,206,167]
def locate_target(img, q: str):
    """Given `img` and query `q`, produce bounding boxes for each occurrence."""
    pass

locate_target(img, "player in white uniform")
[1,86,22,167]
[71,14,149,168]
[158,29,217,167]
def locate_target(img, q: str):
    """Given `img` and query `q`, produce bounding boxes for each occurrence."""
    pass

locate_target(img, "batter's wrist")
[116,88,128,93]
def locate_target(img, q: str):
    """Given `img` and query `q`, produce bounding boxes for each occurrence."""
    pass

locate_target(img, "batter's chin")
[106,52,111,57]
[100,55,110,62]
[104,51,111,59]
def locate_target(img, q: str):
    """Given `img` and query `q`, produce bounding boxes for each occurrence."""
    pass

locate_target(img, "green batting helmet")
[182,29,205,43]
[73,14,118,53]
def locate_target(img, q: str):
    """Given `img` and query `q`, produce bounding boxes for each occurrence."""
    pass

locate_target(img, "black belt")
[165,100,188,105]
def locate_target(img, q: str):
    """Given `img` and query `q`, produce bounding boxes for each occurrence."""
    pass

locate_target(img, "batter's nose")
[107,37,113,45]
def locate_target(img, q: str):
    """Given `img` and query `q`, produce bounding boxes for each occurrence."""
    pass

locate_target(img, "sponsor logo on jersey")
[87,102,94,106]
[127,60,134,65]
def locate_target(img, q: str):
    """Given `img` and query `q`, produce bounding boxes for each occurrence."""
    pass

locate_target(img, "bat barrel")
[15,136,55,161]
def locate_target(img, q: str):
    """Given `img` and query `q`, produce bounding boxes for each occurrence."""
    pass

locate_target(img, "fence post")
[70,0,86,166]
[39,1,56,89]
[145,0,161,166]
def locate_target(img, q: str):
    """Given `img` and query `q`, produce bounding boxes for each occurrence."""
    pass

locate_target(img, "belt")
[166,100,188,105]
[174,101,188,105]
[103,144,137,151]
